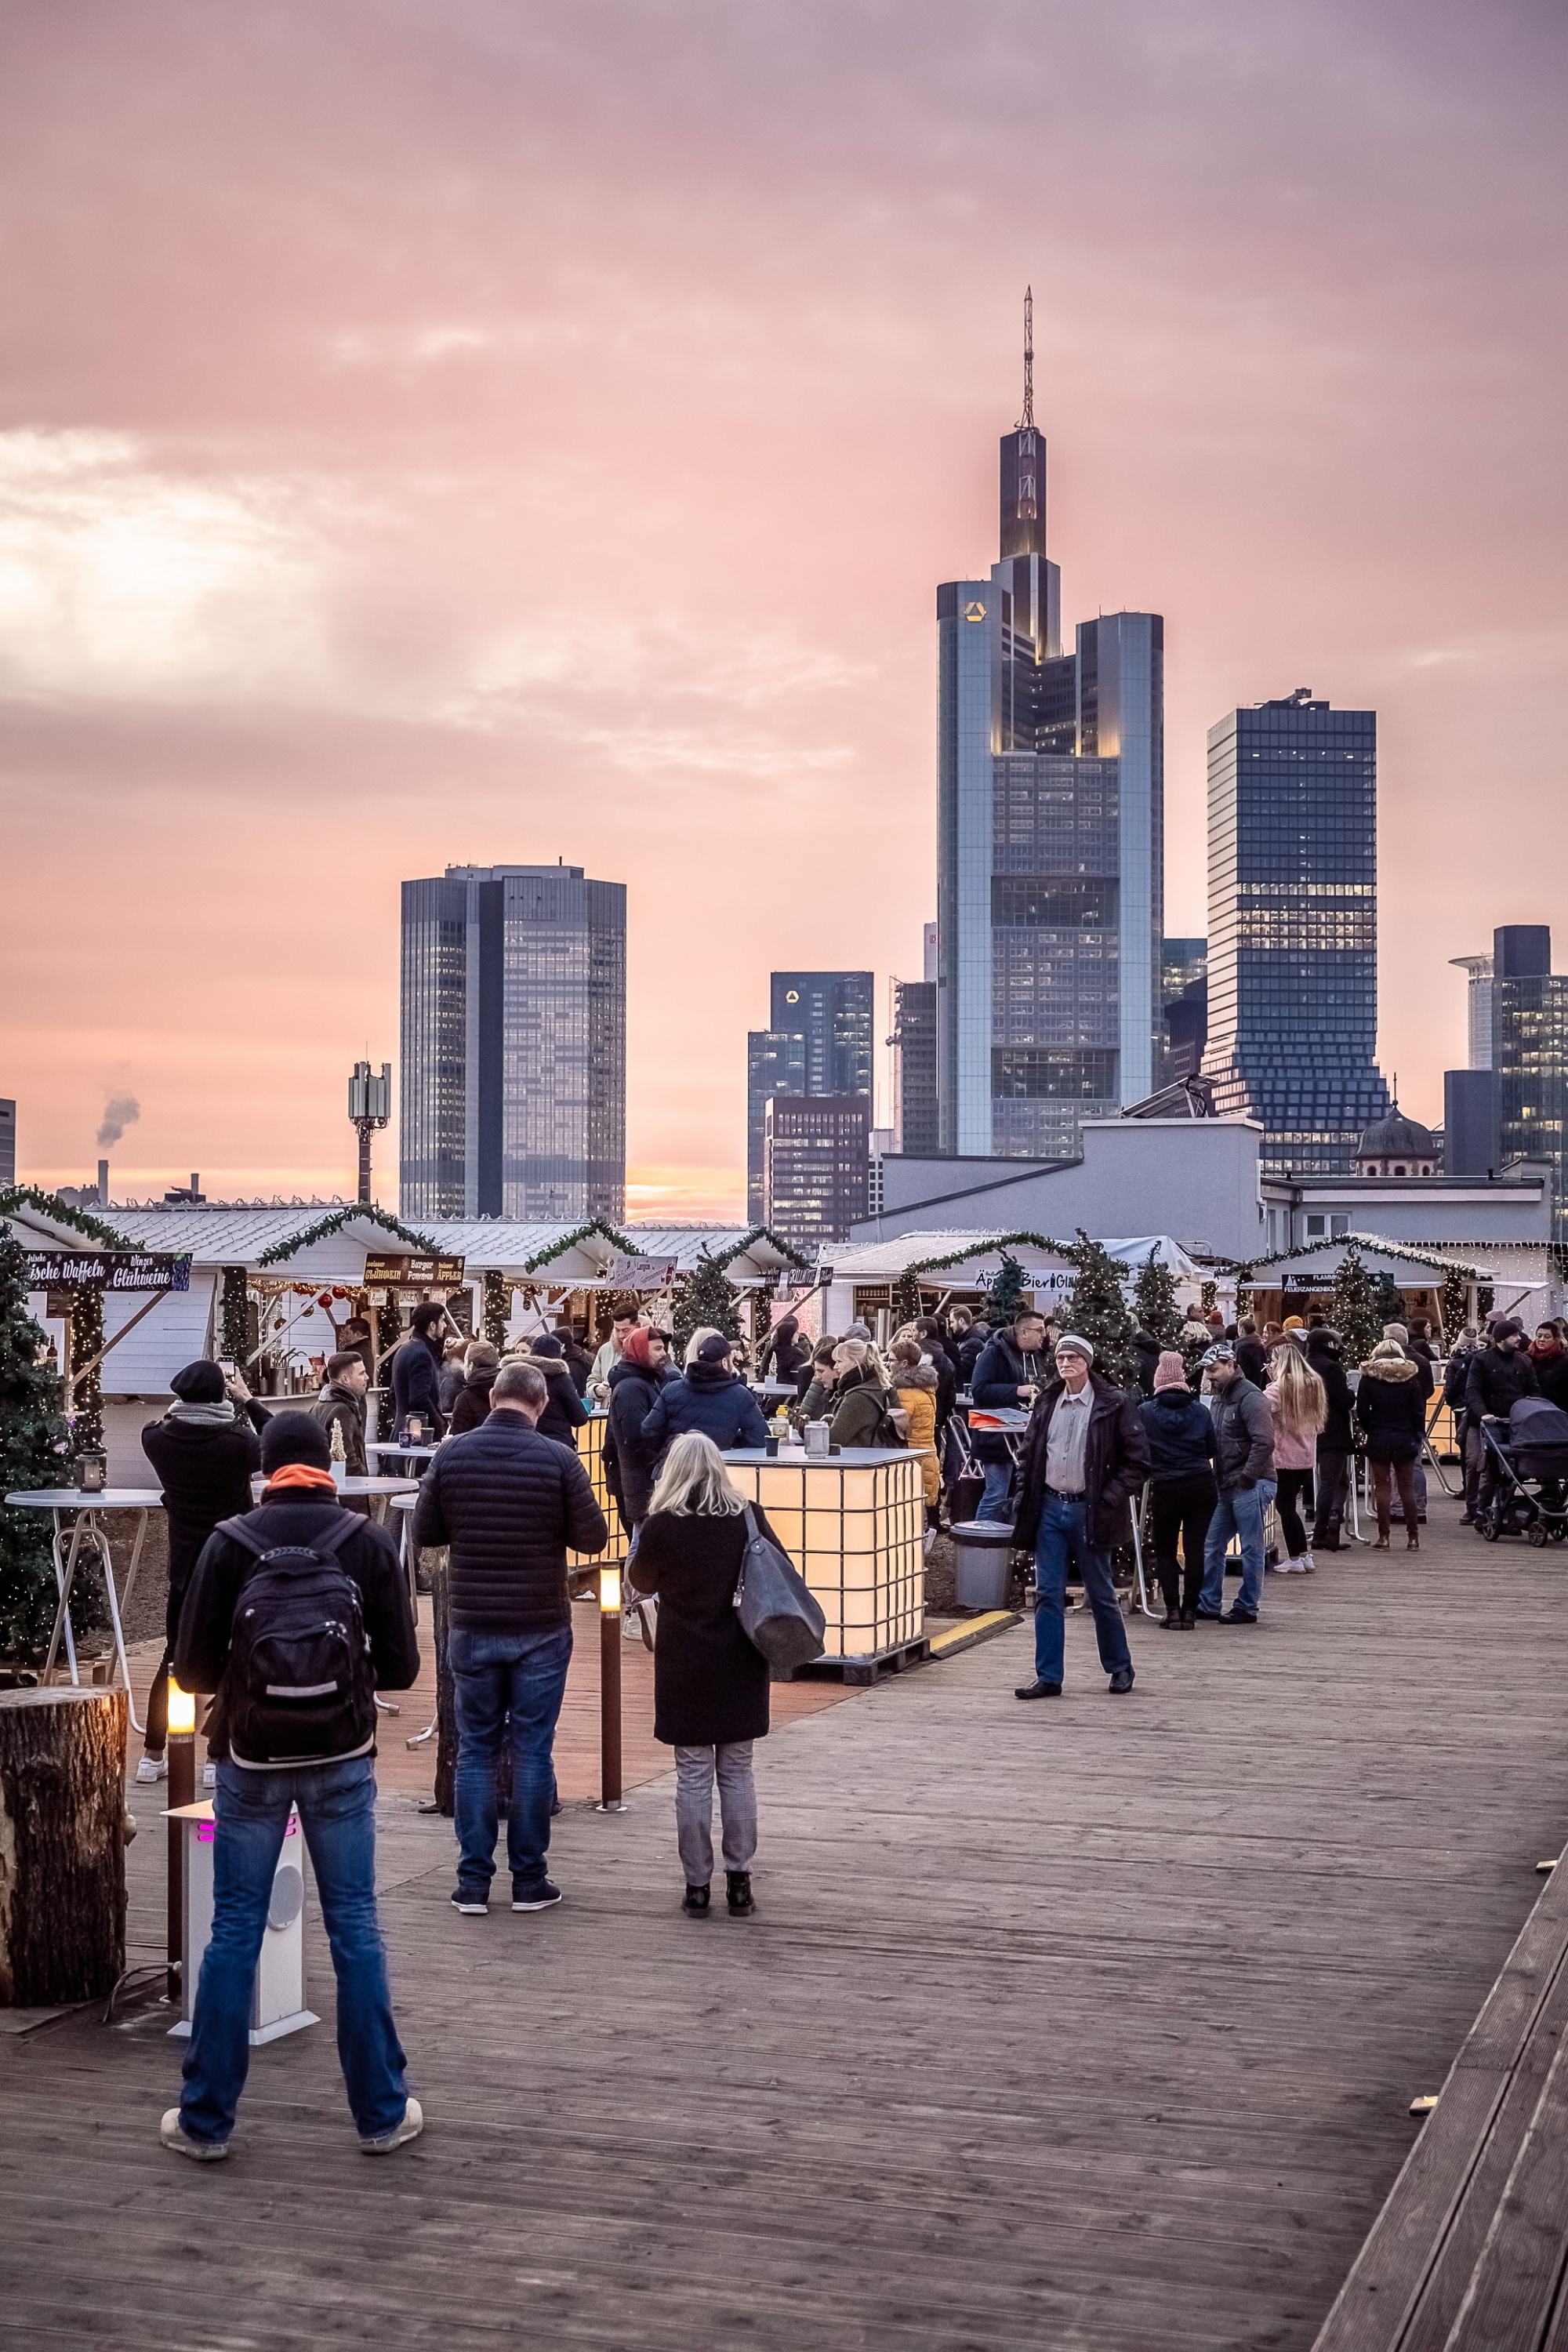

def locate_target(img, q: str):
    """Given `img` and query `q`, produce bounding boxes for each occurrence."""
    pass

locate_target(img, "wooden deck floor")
[4,1505,1568,2349]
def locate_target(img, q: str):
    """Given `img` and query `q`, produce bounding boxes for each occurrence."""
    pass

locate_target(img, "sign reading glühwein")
[26,1251,193,1294]
[362,1251,466,1288]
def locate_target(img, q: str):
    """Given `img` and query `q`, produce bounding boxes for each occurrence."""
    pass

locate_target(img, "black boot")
[1159,1604,1180,1629]
[681,1883,710,1915]
[726,1870,755,1916]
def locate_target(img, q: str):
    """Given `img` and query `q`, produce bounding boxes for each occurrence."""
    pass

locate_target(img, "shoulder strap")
[212,1510,360,1562]
[214,1515,268,1556]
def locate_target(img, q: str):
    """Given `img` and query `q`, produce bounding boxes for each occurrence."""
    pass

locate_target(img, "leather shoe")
[1014,1679,1062,1700]
[1108,1666,1135,1694]
[1220,1610,1258,1625]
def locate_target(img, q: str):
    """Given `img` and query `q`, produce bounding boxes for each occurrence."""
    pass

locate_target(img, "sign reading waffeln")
[26,1251,192,1294]
[605,1254,677,1287]
[362,1252,466,1288]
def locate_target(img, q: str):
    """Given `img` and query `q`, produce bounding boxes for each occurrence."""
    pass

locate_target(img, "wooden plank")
[1444,2034,1568,2348]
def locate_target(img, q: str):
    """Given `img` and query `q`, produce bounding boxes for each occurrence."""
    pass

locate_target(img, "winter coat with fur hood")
[1355,1356,1425,1461]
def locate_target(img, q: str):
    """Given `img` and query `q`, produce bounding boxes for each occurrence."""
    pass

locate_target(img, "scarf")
[166,1402,240,1428]
[263,1465,339,1496]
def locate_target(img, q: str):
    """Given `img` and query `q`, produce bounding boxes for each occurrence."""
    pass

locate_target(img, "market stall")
[815,1230,1221,1338]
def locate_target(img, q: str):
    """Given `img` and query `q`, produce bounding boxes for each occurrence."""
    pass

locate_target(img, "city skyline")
[3,3,1563,1213]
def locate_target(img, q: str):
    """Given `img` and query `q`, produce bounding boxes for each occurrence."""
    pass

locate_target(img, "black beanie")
[170,1359,225,1404]
[530,1334,564,1359]
[260,1411,332,1475]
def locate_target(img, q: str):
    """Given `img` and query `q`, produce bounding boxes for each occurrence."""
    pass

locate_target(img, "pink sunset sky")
[2,0,1564,1218]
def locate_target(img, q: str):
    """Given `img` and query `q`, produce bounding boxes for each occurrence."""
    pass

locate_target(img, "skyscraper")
[746,971,873,1223]
[1201,690,1388,1174]
[1494,924,1568,1243]
[888,924,939,1157]
[936,297,1163,1159]
[764,1096,871,1251]
[400,862,626,1223]
[1160,937,1207,1082]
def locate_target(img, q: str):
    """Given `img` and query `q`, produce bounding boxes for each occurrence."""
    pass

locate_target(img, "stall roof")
[103,1203,437,1277]
[426,1219,807,1282]
[822,1231,1210,1283]
[1,1186,130,1251]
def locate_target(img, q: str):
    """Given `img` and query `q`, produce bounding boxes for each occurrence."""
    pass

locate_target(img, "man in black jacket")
[1196,1346,1276,1623]
[391,1301,448,1440]
[1305,1327,1355,1552]
[1011,1335,1150,1699]
[139,1359,270,1786]
[413,1359,608,1915]
[163,1413,421,2163]
[971,1311,1050,1521]
[1467,1322,1539,1519]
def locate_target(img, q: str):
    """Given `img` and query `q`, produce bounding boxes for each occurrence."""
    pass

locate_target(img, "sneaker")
[201,1762,217,1791]
[360,2096,424,2155]
[682,1883,711,1915]
[726,1870,755,1916]
[160,2108,228,2161]
[450,1889,488,1916]
[511,1878,562,1912]
[1221,1610,1258,1625]
[135,1755,168,1784]
[1193,1608,1224,1623]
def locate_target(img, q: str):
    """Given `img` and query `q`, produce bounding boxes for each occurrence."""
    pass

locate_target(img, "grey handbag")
[733,1504,826,1669]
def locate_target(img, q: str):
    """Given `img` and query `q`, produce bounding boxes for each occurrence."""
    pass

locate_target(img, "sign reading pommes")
[362,1251,466,1288]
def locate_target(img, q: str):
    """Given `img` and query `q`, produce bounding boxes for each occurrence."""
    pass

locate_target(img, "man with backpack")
[162,1412,422,2161]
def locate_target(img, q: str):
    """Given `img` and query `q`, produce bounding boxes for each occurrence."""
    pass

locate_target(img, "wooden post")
[0,1687,127,2005]
[598,1566,624,1811]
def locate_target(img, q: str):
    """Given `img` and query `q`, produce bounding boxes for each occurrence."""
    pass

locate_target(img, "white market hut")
[423,1220,808,1345]
[815,1230,1220,1338]
[1237,1232,1558,1340]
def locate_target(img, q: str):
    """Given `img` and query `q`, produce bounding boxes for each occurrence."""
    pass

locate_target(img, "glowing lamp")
[599,1566,622,1614]
[167,1679,196,1737]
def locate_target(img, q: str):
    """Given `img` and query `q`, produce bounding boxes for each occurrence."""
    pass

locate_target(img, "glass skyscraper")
[936,385,1163,1159]
[1494,924,1568,1244]
[746,971,873,1224]
[1201,691,1388,1174]
[400,863,626,1223]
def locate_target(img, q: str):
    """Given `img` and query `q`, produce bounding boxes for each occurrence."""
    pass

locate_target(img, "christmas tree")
[985,1253,1028,1327]
[1373,1267,1406,1330]
[1439,1266,1469,1347]
[895,1269,922,1330]
[220,1266,250,1365]
[673,1251,742,1354]
[0,1223,67,1656]
[1133,1248,1181,1347]
[1065,1233,1138,1389]
[482,1270,510,1348]
[1332,1244,1384,1367]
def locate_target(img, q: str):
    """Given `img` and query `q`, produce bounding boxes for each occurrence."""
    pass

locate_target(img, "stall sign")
[1017,1268,1077,1295]
[605,1254,677,1287]
[362,1251,466,1287]
[27,1250,191,1294]
[1281,1269,1341,1295]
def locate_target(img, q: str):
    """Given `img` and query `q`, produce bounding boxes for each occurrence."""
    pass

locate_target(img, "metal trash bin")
[949,1521,1015,1610]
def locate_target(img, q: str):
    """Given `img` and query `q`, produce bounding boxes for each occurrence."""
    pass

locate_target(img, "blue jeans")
[180,1756,408,2147]
[1033,1493,1132,1684]
[975,1460,1014,1523]
[449,1623,573,1892]
[1201,1484,1269,1617]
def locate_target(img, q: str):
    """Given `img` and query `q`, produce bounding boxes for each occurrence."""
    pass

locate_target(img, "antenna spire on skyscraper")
[1017,285,1034,431]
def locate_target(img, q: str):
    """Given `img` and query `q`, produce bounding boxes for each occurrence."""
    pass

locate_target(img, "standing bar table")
[5,1487,159,1731]
[720,1446,924,1681]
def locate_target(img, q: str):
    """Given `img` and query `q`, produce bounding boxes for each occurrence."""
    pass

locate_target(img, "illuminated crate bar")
[570,1410,627,1571]
[722,1448,923,1661]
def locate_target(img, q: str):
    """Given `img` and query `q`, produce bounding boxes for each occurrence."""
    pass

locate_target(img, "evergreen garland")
[1440,1266,1469,1341]
[1133,1248,1182,1346]
[1332,1245,1384,1367]
[220,1267,249,1364]
[1065,1233,1139,1389]
[985,1253,1029,1325]
[672,1252,742,1353]
[482,1271,510,1348]
[521,1219,633,1272]
[0,1221,67,1656]
[256,1204,437,1265]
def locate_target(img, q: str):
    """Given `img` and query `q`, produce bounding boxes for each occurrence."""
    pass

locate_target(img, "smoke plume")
[96,1094,140,1149]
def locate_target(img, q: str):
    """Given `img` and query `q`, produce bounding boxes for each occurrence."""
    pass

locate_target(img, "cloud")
[96,1094,140,1149]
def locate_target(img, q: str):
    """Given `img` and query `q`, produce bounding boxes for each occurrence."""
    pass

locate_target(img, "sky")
[2,0,1564,1219]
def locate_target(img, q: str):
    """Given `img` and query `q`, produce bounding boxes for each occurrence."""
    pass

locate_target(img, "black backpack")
[213,1512,378,1766]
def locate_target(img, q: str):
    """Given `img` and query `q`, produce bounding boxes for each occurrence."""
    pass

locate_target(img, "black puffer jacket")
[1308,1348,1355,1453]
[606,1357,678,1524]
[1356,1357,1426,1461]
[628,1504,777,1747]
[174,1494,419,1758]
[1138,1388,1218,1483]
[141,1407,267,1589]
[1465,1345,1539,1422]
[413,1411,608,1632]
[448,1368,496,1436]
[1208,1377,1275,1492]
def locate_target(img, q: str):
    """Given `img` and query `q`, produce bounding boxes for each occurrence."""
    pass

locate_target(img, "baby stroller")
[1475,1396,1568,1546]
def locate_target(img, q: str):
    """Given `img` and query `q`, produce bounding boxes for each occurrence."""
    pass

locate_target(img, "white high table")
[5,1487,159,1730]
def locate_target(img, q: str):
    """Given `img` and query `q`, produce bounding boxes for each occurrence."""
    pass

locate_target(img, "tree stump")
[0,1687,127,2005]
[429,1553,510,1820]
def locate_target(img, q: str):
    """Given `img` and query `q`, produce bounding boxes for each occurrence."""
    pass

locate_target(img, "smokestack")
[98,1158,109,1207]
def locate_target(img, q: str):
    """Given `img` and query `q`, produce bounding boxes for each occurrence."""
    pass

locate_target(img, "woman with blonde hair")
[628,1432,779,1916]
[887,1336,941,1535]
[827,1338,897,1449]
[1264,1342,1327,1571]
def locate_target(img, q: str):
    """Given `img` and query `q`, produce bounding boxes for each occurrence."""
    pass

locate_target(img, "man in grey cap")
[1010,1334,1150,1699]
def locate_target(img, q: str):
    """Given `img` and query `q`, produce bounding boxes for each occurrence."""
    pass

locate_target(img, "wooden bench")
[1314,1847,1568,2350]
